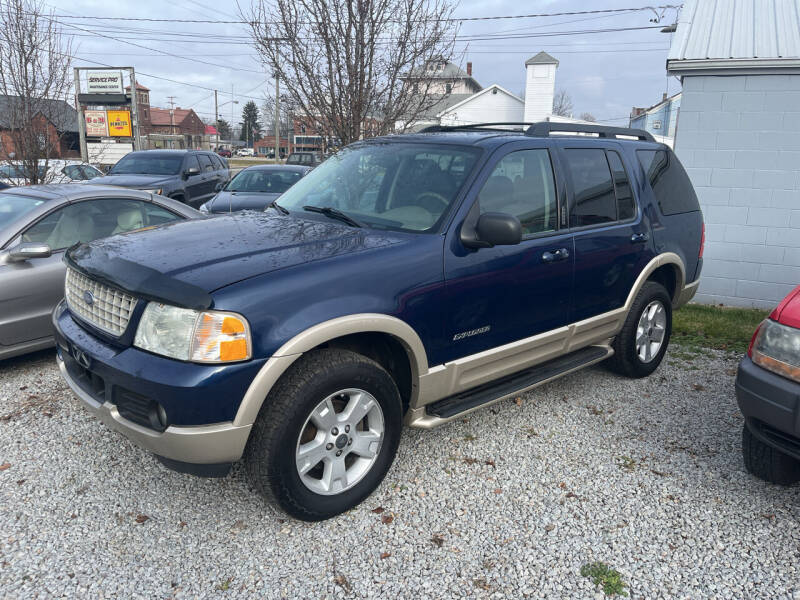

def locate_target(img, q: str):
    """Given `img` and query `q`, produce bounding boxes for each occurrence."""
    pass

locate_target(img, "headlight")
[134,303,251,363]
[750,319,800,383]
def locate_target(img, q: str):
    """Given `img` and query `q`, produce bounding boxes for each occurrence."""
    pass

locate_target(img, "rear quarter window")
[636,148,700,215]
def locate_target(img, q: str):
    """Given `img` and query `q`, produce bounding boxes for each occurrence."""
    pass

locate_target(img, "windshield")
[0,194,46,229]
[226,169,303,194]
[277,143,481,232]
[109,154,183,176]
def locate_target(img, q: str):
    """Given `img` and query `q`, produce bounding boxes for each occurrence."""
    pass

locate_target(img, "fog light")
[155,404,168,430]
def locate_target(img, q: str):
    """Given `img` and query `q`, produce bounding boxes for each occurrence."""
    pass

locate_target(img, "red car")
[216,148,232,158]
[737,285,800,484]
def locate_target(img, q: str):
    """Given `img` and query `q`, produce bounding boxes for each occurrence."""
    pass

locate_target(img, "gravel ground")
[2,345,800,599]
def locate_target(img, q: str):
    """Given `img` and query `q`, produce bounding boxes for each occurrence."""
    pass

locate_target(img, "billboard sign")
[84,110,108,137]
[107,110,132,137]
[87,71,124,94]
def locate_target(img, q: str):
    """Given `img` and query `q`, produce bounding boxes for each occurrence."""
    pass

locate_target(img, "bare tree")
[579,112,596,122]
[552,89,573,118]
[0,0,74,185]
[244,0,460,146]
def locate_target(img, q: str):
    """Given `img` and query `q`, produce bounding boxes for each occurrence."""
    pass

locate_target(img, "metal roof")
[668,0,800,74]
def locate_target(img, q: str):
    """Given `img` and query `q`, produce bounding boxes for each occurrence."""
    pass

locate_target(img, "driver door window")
[478,149,557,236]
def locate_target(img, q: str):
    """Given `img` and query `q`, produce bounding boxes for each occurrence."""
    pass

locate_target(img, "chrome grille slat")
[65,268,136,336]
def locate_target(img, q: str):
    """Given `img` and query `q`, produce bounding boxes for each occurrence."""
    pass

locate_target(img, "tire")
[608,280,672,378]
[244,348,402,521]
[170,194,186,205]
[742,423,800,485]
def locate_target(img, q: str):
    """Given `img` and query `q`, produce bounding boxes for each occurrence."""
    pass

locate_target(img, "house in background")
[629,92,681,147]
[401,59,482,97]
[399,51,567,130]
[668,0,800,308]
[0,96,79,159]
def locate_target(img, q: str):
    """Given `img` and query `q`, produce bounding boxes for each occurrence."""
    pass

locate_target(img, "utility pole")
[130,68,141,151]
[214,89,219,149]
[275,74,280,163]
[74,67,87,162]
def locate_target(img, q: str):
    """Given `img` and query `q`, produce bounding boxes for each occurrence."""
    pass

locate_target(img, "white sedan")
[0,160,104,186]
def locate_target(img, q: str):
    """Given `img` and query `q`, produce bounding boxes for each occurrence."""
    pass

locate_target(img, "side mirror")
[461,212,522,249]
[183,166,200,179]
[6,242,52,262]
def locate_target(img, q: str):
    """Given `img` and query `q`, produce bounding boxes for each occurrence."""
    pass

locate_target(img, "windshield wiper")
[302,205,361,228]
[269,199,289,215]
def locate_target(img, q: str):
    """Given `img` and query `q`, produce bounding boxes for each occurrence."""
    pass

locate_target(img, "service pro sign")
[86,71,123,94]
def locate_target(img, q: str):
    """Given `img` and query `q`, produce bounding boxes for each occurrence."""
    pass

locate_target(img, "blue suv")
[53,123,703,520]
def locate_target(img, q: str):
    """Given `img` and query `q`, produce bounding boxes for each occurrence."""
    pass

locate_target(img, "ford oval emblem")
[83,290,94,306]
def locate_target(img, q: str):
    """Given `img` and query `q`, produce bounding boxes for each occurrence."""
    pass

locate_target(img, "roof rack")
[420,122,533,133]
[525,122,655,142]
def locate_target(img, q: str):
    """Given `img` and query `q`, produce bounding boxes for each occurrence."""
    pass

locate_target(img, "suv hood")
[67,213,404,308]
[87,174,174,188]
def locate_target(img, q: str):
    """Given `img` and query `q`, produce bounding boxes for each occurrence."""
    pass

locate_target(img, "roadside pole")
[129,67,141,151]
[275,74,280,163]
[214,89,219,148]
[74,68,88,162]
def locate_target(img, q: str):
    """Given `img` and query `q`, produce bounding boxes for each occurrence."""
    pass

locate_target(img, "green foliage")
[672,304,769,354]
[580,562,628,597]
[239,101,263,143]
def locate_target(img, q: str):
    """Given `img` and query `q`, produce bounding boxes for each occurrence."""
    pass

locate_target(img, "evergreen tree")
[239,101,263,144]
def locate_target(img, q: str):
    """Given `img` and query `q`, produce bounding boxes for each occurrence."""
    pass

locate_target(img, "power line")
[47,5,682,24]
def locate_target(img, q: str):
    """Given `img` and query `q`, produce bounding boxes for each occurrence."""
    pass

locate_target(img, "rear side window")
[637,149,700,215]
[607,151,635,221]
[197,154,214,172]
[564,149,616,227]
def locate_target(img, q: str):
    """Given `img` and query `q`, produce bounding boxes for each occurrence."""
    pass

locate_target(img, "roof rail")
[525,122,655,142]
[420,122,534,133]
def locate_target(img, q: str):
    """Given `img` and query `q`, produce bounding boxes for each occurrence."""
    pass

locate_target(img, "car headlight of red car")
[749,319,800,383]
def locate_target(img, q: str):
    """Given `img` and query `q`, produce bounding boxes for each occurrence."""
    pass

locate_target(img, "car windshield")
[109,154,183,175]
[276,143,481,232]
[0,193,46,229]
[226,169,303,194]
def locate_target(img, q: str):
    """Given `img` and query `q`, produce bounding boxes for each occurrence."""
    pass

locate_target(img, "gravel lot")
[2,346,799,599]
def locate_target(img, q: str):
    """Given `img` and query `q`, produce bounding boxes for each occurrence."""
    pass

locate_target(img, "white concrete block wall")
[674,74,800,308]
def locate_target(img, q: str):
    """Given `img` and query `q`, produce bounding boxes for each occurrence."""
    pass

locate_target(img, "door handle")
[542,248,570,263]
[631,233,649,244]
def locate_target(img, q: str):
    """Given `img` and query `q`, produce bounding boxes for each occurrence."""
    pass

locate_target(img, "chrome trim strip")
[59,355,251,463]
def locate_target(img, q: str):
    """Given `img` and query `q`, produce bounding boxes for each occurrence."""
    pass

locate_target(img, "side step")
[426,345,611,420]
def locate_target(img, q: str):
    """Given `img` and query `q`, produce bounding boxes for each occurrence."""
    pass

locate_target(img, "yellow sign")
[107,110,132,137]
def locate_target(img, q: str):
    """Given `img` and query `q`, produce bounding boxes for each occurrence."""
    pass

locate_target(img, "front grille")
[65,268,137,336]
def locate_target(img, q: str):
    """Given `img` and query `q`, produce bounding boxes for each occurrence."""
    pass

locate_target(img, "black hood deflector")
[64,243,213,310]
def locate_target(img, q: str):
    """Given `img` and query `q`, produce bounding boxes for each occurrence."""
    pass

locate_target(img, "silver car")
[0,185,199,360]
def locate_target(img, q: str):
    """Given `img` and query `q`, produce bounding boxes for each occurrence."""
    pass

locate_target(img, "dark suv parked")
[54,123,703,520]
[87,150,229,208]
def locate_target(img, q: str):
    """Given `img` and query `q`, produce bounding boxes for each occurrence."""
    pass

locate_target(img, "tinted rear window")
[637,149,700,215]
[564,148,616,228]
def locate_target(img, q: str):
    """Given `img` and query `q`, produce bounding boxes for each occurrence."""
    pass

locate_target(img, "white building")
[399,51,572,130]
[669,0,800,308]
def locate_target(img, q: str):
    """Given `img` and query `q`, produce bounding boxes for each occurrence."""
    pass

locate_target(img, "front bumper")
[53,302,260,469]
[736,355,800,461]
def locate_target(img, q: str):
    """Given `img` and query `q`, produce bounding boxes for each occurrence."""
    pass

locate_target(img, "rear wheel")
[742,423,800,485]
[244,349,402,521]
[608,281,672,378]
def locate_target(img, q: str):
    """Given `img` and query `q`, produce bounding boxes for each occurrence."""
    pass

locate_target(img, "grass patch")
[581,562,628,597]
[672,303,769,354]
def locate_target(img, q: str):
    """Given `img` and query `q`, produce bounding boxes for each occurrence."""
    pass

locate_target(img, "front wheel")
[244,349,402,521]
[608,281,672,378]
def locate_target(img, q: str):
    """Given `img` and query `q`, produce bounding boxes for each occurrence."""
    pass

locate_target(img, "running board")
[411,345,613,427]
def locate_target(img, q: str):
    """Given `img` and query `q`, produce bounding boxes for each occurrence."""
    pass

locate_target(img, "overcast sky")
[54,0,681,126]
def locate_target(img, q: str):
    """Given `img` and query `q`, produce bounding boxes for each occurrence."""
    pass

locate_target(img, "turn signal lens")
[190,312,251,363]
